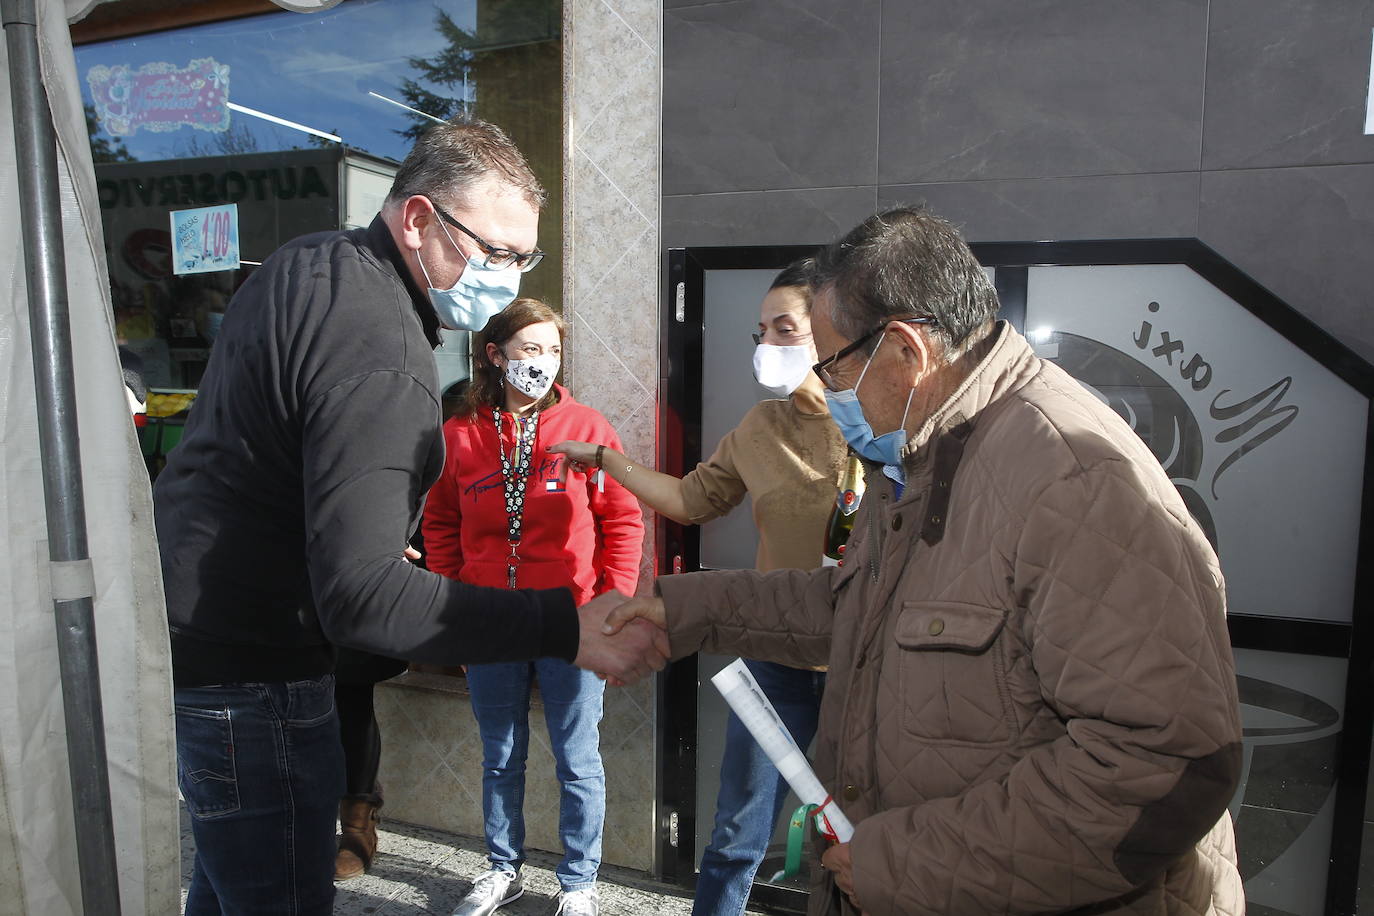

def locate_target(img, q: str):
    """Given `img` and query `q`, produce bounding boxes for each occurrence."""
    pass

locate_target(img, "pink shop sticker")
[87,57,230,138]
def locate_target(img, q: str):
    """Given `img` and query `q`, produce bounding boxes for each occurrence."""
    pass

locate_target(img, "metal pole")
[2,1,122,912]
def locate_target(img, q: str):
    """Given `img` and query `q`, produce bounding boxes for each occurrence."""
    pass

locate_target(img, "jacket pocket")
[828,556,862,595]
[893,601,1012,744]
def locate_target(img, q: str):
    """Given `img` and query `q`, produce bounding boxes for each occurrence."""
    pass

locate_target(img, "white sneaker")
[451,869,523,916]
[555,887,598,916]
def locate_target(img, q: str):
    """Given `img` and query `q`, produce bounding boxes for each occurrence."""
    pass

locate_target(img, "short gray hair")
[810,206,998,358]
[385,119,546,212]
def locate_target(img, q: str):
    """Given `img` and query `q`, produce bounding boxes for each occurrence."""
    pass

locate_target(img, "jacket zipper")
[867,487,881,583]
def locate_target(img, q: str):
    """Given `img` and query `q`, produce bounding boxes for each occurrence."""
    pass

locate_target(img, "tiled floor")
[180,804,774,915]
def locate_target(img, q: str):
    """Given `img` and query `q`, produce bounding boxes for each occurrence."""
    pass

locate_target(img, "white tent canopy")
[0,1,325,911]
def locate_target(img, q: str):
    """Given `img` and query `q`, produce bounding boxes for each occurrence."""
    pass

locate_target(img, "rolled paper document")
[711,658,854,842]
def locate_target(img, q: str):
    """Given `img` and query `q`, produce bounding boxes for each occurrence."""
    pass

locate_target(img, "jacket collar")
[362,214,443,349]
[899,320,1040,467]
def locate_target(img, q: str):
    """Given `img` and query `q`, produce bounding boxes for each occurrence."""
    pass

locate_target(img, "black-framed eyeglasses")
[432,202,544,272]
[812,317,937,391]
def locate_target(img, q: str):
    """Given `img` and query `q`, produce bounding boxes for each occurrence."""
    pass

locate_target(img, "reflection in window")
[77,0,560,163]
[76,0,563,476]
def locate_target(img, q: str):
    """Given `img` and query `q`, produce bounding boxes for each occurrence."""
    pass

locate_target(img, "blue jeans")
[466,658,605,892]
[693,660,826,916]
[176,677,345,916]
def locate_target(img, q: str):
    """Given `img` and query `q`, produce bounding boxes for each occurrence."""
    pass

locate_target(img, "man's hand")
[821,843,861,911]
[601,595,666,635]
[574,592,669,685]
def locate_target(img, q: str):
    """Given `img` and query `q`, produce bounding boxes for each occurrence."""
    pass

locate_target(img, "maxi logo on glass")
[1025,263,1365,625]
[1128,297,1298,540]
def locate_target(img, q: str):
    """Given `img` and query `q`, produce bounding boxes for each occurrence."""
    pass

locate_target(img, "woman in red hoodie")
[422,298,643,916]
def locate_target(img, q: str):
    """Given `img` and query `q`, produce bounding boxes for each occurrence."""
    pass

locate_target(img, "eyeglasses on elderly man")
[811,316,937,391]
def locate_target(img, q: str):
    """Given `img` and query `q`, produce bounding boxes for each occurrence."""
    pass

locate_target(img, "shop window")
[76,0,563,478]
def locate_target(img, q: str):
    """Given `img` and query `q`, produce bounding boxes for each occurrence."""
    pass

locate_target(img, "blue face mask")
[416,216,522,332]
[821,334,916,467]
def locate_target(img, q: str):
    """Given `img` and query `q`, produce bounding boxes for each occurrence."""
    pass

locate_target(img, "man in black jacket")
[154,119,664,915]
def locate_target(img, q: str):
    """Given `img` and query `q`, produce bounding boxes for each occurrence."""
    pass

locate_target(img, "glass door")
[657,239,1374,916]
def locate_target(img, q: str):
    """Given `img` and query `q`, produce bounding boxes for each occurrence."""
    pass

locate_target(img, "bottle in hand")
[822,455,866,567]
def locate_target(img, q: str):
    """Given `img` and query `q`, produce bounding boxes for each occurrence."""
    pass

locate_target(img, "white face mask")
[752,343,813,397]
[502,352,560,400]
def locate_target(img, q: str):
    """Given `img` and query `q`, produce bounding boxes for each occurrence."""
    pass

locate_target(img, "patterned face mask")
[502,351,560,400]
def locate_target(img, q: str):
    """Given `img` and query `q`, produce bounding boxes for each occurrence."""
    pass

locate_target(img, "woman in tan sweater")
[548,260,848,916]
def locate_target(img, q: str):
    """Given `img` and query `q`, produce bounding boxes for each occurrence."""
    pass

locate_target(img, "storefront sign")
[87,58,230,137]
[97,164,331,209]
[170,204,240,275]
[96,149,340,295]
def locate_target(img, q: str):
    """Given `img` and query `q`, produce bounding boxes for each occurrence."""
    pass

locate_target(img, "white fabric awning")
[2,1,174,912]
[1,1,338,908]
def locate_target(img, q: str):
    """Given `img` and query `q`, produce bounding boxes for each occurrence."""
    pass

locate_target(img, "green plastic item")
[769,802,821,882]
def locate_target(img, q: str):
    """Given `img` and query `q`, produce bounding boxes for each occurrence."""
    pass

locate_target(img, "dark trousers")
[333,648,404,799]
[693,660,826,916]
[176,676,345,916]
[335,680,383,798]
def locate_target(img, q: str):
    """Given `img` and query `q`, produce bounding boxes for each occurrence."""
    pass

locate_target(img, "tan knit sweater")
[680,396,848,572]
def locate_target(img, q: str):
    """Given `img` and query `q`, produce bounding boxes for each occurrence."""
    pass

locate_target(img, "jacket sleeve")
[657,564,838,669]
[301,370,579,664]
[850,461,1243,915]
[420,421,464,580]
[679,425,749,524]
[588,423,645,596]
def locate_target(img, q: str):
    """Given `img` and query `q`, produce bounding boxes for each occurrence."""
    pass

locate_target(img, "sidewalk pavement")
[179,803,777,915]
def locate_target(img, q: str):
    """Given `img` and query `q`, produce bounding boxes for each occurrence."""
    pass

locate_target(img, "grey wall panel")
[1199,163,1374,364]
[663,187,878,247]
[877,171,1201,242]
[663,0,880,195]
[876,0,1208,184]
[1202,0,1374,170]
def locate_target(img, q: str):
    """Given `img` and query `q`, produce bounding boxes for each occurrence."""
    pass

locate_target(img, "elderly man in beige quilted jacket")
[589,205,1245,915]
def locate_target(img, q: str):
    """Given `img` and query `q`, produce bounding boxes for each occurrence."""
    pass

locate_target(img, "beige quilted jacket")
[660,322,1245,915]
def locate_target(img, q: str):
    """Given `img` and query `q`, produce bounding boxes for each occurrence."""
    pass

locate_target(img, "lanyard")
[494,407,540,588]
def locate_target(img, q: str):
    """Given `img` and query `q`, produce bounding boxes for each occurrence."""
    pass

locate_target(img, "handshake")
[571,592,670,686]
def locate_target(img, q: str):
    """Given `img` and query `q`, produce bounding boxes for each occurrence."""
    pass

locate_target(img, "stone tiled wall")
[375,668,657,872]
[376,0,662,876]
[559,0,662,872]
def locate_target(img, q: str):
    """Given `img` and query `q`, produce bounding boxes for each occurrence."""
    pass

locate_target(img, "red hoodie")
[422,385,644,604]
